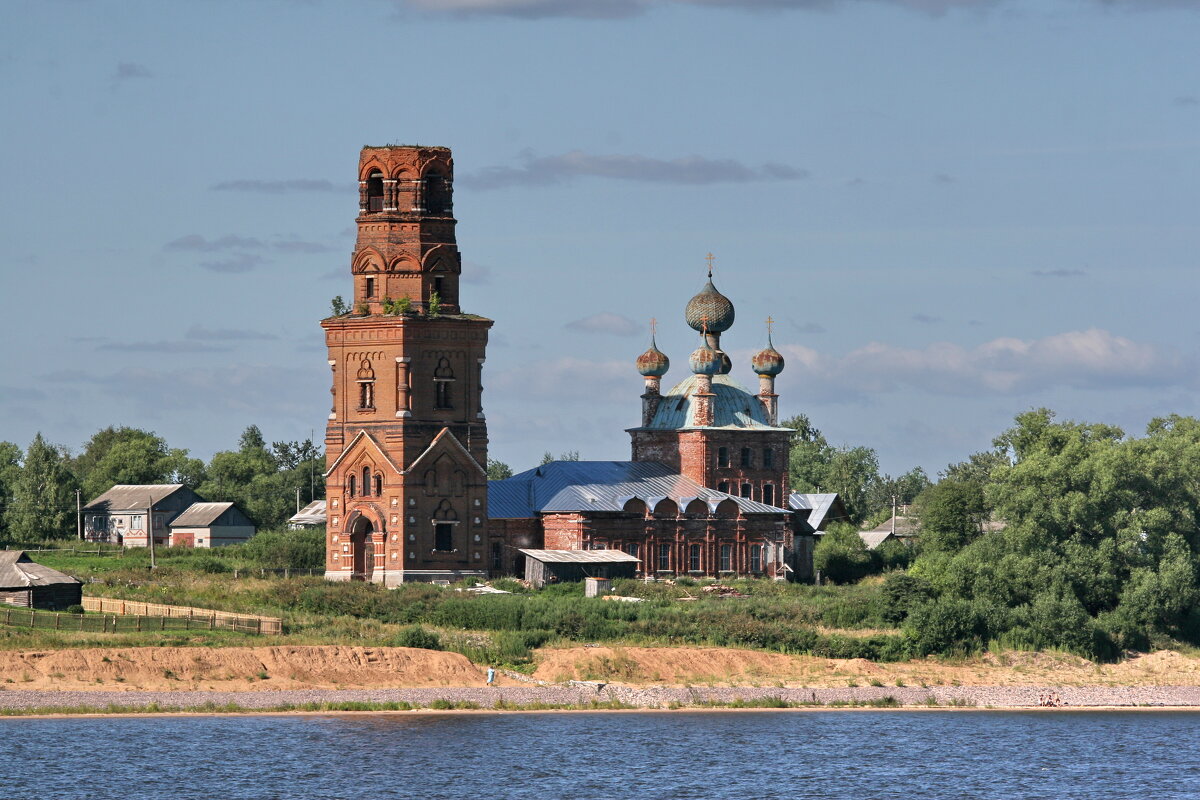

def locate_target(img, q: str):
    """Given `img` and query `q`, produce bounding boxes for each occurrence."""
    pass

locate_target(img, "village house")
[0,551,82,610]
[82,485,254,548]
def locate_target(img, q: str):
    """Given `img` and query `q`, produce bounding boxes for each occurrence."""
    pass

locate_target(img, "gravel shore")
[4,684,1200,713]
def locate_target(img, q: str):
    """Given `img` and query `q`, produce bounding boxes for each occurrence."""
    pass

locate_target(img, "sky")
[1,0,1197,480]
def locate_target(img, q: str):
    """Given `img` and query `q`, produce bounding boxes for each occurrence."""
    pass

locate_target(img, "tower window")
[434,523,454,552]
[688,544,701,572]
[717,447,729,468]
[763,484,775,506]
[433,276,444,299]
[741,448,752,468]
[740,483,752,499]
[362,466,371,496]
[348,474,356,498]
[374,474,383,496]
[359,382,375,410]
[365,277,376,298]
[367,171,384,212]
[763,448,774,468]
[434,357,454,410]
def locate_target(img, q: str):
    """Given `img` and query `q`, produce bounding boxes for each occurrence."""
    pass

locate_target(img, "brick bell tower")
[322,145,492,585]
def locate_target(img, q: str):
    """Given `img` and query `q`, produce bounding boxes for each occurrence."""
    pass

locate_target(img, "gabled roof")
[169,502,246,528]
[789,493,849,532]
[405,427,486,477]
[630,374,791,432]
[82,484,189,513]
[289,500,327,526]
[323,430,404,478]
[0,551,80,589]
[519,548,642,564]
[489,460,787,519]
[858,530,897,550]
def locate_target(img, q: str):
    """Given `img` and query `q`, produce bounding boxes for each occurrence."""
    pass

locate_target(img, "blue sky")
[1,0,1197,479]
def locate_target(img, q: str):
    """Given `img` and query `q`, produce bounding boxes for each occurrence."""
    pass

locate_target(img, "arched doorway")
[350,516,375,581]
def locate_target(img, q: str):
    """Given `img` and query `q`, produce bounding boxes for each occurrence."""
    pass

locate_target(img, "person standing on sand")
[487,667,496,686]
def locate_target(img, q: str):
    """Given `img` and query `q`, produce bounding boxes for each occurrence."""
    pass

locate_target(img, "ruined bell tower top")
[352,145,461,314]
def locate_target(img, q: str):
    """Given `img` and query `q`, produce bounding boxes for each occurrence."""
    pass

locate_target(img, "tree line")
[814,409,1200,659]
[0,426,325,543]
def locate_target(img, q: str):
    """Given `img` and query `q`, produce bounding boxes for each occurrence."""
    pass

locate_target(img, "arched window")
[740,483,752,499]
[433,499,457,551]
[750,544,763,573]
[362,466,371,496]
[367,171,384,212]
[720,544,732,572]
[357,359,376,410]
[434,357,454,410]
[424,171,450,214]
[688,543,701,572]
[348,474,356,498]
[762,484,775,507]
[374,473,383,496]
[658,543,672,572]
[718,481,730,493]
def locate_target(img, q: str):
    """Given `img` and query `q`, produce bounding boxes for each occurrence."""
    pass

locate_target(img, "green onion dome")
[684,278,735,334]
[751,343,785,376]
[636,337,670,377]
[689,338,722,376]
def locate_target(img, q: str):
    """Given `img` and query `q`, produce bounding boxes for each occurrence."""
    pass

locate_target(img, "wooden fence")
[80,597,282,634]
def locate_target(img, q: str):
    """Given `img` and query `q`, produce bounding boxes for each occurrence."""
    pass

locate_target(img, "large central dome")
[684,278,735,333]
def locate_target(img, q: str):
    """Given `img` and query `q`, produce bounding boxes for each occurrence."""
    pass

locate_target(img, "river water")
[1,711,1195,799]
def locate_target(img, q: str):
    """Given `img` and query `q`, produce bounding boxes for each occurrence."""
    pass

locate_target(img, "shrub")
[65,604,85,615]
[813,524,872,584]
[192,556,230,574]
[240,529,325,570]
[880,572,935,625]
[394,625,442,650]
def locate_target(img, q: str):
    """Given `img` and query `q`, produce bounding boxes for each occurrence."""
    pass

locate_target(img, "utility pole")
[891,494,898,537]
[76,488,82,541]
[147,495,156,570]
[296,486,302,514]
[310,427,316,503]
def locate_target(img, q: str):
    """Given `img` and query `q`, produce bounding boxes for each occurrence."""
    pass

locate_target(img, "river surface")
[1,710,1195,799]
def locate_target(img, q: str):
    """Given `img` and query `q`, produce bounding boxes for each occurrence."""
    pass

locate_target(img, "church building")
[321,144,827,584]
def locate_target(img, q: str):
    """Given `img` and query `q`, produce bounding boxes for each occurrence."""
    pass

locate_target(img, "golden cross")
[700,313,709,335]
[705,253,715,277]
[766,315,775,335]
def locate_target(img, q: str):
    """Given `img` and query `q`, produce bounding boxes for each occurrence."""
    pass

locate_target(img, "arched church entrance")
[350,516,375,581]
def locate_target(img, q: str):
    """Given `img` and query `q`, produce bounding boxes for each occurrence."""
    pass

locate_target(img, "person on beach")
[487,667,496,686]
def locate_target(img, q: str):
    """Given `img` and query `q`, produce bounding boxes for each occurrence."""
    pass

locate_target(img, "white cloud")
[565,312,641,337]
[772,329,1188,399]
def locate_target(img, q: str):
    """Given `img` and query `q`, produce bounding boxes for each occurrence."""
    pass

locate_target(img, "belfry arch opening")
[366,171,384,212]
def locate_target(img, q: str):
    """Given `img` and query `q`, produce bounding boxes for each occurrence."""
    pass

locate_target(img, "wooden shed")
[0,551,82,610]
[168,502,256,547]
[519,548,641,588]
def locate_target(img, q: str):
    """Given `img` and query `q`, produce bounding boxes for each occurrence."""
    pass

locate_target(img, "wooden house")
[0,551,82,610]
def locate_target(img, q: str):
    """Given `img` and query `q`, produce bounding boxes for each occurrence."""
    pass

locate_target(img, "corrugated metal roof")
[635,374,791,432]
[789,493,842,530]
[288,500,327,526]
[489,460,787,519]
[82,484,188,513]
[518,548,642,564]
[0,551,80,589]
[170,502,236,528]
[858,530,897,550]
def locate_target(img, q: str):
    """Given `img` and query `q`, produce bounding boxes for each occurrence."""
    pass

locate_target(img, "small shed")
[519,548,641,589]
[168,502,256,547]
[0,551,82,610]
[858,530,898,550]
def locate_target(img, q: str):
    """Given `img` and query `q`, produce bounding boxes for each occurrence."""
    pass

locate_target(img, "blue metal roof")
[635,374,790,432]
[488,460,787,519]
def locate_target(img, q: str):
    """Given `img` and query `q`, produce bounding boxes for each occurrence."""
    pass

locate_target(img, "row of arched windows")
[364,171,451,215]
[716,446,775,470]
[348,466,383,499]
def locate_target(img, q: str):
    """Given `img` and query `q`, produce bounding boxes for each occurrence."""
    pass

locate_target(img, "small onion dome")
[689,339,722,375]
[684,279,735,333]
[751,343,785,376]
[636,338,670,377]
